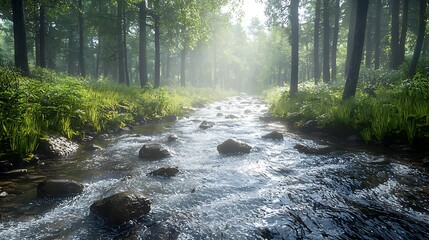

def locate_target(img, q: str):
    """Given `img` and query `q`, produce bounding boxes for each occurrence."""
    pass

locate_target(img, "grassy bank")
[0,67,233,158]
[267,68,429,145]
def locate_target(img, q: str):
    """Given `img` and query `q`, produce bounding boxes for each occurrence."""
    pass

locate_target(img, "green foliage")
[0,67,231,157]
[267,72,429,144]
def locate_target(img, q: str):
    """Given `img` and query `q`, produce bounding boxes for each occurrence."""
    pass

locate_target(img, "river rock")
[216,113,224,117]
[299,120,318,133]
[84,144,102,152]
[225,114,239,119]
[37,179,84,198]
[262,131,284,140]
[90,191,151,226]
[139,143,172,160]
[244,109,252,114]
[217,139,252,154]
[216,106,222,110]
[0,169,27,179]
[199,121,215,130]
[192,102,206,108]
[294,144,333,155]
[36,136,79,159]
[167,134,178,142]
[142,223,180,240]
[149,167,179,178]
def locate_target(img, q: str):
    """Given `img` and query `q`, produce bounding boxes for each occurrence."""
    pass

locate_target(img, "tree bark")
[139,1,148,87]
[374,0,381,69]
[331,0,340,80]
[117,0,125,84]
[322,0,330,83]
[408,0,427,77]
[345,0,357,75]
[313,0,321,84]
[38,3,46,68]
[180,41,188,87]
[67,28,76,74]
[398,0,409,64]
[365,4,372,68]
[390,0,401,69]
[289,0,299,94]
[78,0,85,76]
[11,0,29,76]
[154,0,161,88]
[343,0,369,100]
[123,3,129,86]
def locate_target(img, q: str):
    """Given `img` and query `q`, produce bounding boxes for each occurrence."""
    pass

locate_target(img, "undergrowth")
[267,67,429,145]
[0,67,232,158]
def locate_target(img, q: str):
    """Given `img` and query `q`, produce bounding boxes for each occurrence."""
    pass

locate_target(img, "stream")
[1,95,429,239]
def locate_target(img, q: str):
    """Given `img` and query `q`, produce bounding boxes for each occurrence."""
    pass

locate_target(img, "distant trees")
[290,0,299,94]
[408,0,427,77]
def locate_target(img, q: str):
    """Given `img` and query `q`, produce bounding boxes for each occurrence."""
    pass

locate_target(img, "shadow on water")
[1,95,429,239]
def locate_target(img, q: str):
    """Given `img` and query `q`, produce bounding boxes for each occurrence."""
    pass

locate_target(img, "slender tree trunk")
[331,0,340,80]
[408,0,427,77]
[139,1,148,87]
[345,0,357,75]
[180,42,188,87]
[289,0,299,94]
[78,0,85,76]
[390,0,401,69]
[95,37,101,78]
[374,0,381,69]
[67,29,76,74]
[322,0,330,83]
[154,0,160,88]
[343,0,369,100]
[35,30,40,67]
[117,0,125,84]
[123,3,129,86]
[11,0,29,76]
[314,0,321,84]
[365,5,372,68]
[398,0,409,64]
[166,50,171,81]
[38,3,46,68]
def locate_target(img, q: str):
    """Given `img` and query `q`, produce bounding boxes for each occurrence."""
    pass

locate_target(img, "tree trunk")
[345,0,357,75]
[123,3,129,86]
[139,1,148,87]
[313,0,321,84]
[289,0,299,94]
[374,0,381,69]
[11,0,29,76]
[365,4,372,68]
[38,3,46,68]
[67,28,76,74]
[117,0,125,84]
[154,0,161,88]
[331,0,340,80]
[343,0,369,100]
[408,0,427,77]
[180,46,187,87]
[390,0,401,69]
[322,0,330,83]
[398,0,409,64]
[78,0,85,76]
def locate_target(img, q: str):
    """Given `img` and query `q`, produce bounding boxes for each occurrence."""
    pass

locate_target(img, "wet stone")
[262,131,284,140]
[0,169,27,179]
[217,139,252,155]
[139,143,172,160]
[167,134,178,142]
[37,179,84,198]
[90,191,151,226]
[216,113,224,117]
[148,167,179,178]
[294,144,333,155]
[199,121,215,130]
[225,114,239,119]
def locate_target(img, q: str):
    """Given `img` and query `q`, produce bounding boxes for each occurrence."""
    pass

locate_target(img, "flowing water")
[1,95,429,239]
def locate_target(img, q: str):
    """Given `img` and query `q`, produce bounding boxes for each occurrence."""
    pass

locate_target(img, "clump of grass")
[267,71,429,144]
[0,67,234,158]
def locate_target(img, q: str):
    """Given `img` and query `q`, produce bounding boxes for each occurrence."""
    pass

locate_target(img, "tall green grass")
[267,71,429,144]
[0,67,233,157]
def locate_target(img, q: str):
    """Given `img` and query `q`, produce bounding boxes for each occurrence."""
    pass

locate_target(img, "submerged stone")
[148,167,179,178]
[199,121,215,130]
[217,139,252,155]
[262,131,284,140]
[90,191,151,226]
[37,179,84,198]
[294,144,333,155]
[139,143,172,160]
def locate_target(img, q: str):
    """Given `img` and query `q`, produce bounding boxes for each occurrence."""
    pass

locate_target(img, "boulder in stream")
[37,179,84,198]
[148,167,179,178]
[167,134,178,142]
[90,191,151,226]
[0,169,27,179]
[199,121,215,130]
[139,143,172,160]
[262,131,284,140]
[217,139,252,155]
[36,136,79,159]
[225,114,239,119]
[294,144,333,155]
